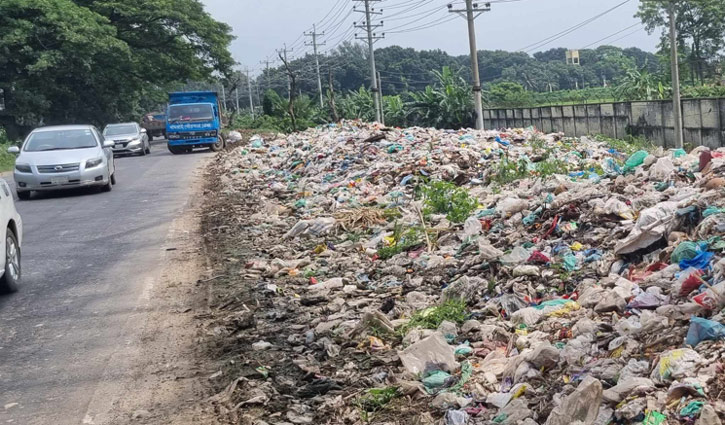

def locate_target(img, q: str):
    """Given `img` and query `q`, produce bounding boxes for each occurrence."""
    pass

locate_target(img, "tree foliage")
[0,0,233,137]
[637,0,725,84]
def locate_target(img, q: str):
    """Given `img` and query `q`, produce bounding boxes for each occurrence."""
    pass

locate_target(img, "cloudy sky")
[201,0,661,74]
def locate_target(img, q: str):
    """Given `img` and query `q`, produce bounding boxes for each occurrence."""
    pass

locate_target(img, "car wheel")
[168,145,184,155]
[101,176,113,192]
[145,142,151,154]
[111,173,117,185]
[209,135,225,152]
[140,146,147,156]
[0,229,20,294]
[16,191,31,201]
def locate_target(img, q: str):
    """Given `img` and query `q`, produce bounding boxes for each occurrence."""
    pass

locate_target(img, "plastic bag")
[671,241,699,264]
[625,150,649,168]
[545,377,602,425]
[685,316,725,347]
[650,348,702,384]
[615,202,677,255]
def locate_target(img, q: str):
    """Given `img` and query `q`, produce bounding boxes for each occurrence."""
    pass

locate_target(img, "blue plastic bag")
[686,316,725,347]
[679,250,715,270]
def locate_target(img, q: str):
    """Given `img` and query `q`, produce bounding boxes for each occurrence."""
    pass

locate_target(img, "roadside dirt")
[86,164,222,425]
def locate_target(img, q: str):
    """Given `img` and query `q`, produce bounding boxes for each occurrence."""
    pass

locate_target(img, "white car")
[10,125,116,200]
[0,179,22,293]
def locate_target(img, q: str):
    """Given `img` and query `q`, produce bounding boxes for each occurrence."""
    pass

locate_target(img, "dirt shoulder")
[86,164,222,425]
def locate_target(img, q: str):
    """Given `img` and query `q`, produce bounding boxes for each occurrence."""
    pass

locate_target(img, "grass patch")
[356,387,400,421]
[491,155,529,185]
[400,298,467,334]
[0,128,18,173]
[535,156,570,177]
[594,134,657,155]
[420,180,478,223]
[377,222,426,260]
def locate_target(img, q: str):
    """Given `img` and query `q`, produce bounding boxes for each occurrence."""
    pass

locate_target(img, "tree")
[637,0,725,84]
[0,0,233,137]
[487,82,532,108]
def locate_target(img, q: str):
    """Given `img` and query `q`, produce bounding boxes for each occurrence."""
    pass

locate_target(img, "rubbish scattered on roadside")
[203,121,725,424]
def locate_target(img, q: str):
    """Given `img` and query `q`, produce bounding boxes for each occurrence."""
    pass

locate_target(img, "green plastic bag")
[671,241,699,264]
[422,370,451,394]
[643,411,666,425]
[625,150,649,168]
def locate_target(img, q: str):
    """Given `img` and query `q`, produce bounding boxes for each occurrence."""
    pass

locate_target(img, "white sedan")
[0,179,22,293]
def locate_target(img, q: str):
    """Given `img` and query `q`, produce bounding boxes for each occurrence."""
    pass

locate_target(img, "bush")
[0,127,18,172]
[420,180,478,223]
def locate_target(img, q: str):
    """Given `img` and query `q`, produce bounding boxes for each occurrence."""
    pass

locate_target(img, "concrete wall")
[482,98,725,148]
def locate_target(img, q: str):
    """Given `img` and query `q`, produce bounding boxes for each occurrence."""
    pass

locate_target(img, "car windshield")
[104,124,137,136]
[168,104,213,123]
[24,129,98,152]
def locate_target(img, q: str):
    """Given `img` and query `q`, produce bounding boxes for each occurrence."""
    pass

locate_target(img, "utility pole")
[235,87,240,112]
[354,0,384,123]
[449,0,490,130]
[305,24,326,108]
[259,57,273,90]
[245,68,254,119]
[377,70,385,125]
[220,85,227,113]
[668,3,684,149]
[276,44,294,100]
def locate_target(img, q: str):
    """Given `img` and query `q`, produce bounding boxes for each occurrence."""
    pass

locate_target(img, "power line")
[580,22,642,49]
[517,0,633,53]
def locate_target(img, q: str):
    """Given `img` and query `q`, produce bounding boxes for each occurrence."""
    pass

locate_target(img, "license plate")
[51,176,69,185]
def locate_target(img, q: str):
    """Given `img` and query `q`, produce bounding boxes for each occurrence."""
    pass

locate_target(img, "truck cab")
[166,91,225,154]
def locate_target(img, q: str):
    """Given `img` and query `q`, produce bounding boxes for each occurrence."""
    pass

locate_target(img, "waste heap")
[206,121,725,425]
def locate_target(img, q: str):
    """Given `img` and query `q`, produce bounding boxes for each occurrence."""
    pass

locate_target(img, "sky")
[201,0,661,75]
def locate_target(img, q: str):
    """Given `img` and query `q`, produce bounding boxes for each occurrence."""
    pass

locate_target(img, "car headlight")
[85,157,104,168]
[15,164,31,173]
[128,139,141,146]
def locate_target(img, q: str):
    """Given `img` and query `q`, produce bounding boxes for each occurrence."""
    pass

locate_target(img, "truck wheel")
[209,136,225,152]
[0,228,21,294]
[168,145,185,155]
[16,191,31,201]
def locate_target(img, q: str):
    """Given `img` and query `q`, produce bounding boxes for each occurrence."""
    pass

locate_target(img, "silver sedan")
[103,122,151,156]
[9,125,116,200]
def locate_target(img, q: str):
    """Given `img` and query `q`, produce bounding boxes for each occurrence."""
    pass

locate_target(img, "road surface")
[0,143,211,424]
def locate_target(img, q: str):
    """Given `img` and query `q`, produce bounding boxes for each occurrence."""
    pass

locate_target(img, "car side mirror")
[102,141,115,148]
[7,146,20,154]
[140,128,147,133]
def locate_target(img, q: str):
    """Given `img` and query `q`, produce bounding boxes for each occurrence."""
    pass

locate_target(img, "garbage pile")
[204,120,725,425]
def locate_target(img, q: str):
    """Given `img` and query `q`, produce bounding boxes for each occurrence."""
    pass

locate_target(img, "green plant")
[594,134,656,155]
[420,180,478,223]
[0,127,18,172]
[491,154,529,185]
[400,299,468,334]
[356,387,400,420]
[377,222,424,260]
[535,156,570,177]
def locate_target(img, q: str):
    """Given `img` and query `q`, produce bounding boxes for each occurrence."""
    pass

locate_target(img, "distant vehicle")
[103,122,150,156]
[0,179,22,293]
[9,125,116,200]
[141,113,166,140]
[166,91,225,154]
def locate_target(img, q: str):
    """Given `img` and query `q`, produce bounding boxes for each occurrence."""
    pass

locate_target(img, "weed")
[529,135,547,153]
[594,134,656,155]
[356,387,400,421]
[420,180,478,223]
[400,298,467,334]
[383,207,403,221]
[0,127,19,173]
[491,154,529,185]
[535,156,570,177]
[346,232,363,243]
[377,222,425,260]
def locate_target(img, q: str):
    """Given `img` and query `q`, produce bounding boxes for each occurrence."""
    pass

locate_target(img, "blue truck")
[166,91,225,154]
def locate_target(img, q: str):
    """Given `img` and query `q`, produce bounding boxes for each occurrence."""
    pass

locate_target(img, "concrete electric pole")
[245,68,255,119]
[354,0,384,123]
[668,3,684,149]
[448,0,490,130]
[259,57,273,90]
[377,70,384,126]
[276,44,294,100]
[305,24,326,108]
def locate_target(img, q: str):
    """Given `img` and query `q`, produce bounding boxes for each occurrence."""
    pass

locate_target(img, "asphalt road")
[0,142,210,424]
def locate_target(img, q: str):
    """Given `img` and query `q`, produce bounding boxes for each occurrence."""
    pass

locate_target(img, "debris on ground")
[201,120,725,424]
